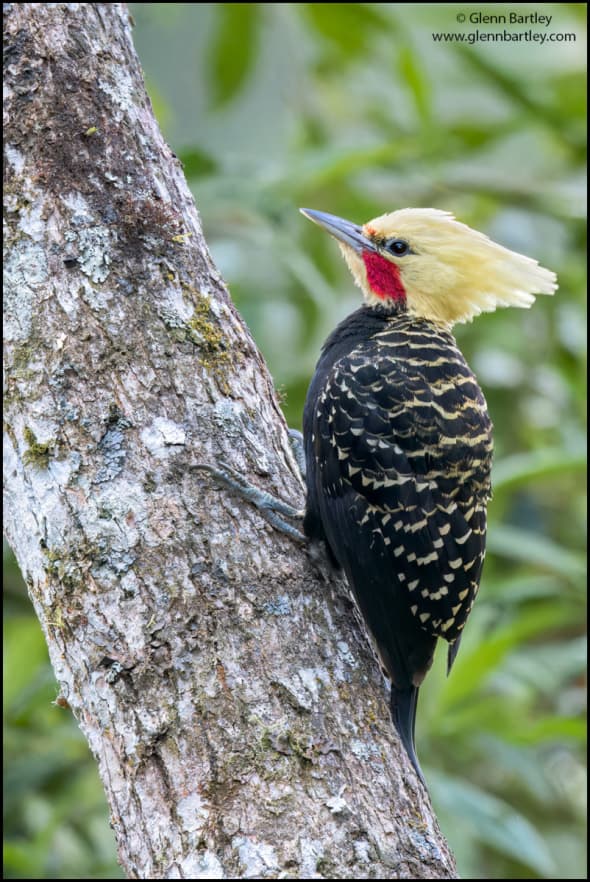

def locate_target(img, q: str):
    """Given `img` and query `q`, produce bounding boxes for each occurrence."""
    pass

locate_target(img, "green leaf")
[302,3,388,57]
[432,694,523,739]
[397,45,431,123]
[178,147,218,179]
[439,604,575,709]
[482,573,563,603]
[143,76,172,131]
[429,773,556,876]
[453,45,577,142]
[503,636,587,701]
[3,616,49,711]
[3,840,40,876]
[492,447,586,493]
[438,699,585,746]
[288,142,409,191]
[207,4,261,107]
[487,526,585,580]
[446,120,516,151]
[509,715,586,745]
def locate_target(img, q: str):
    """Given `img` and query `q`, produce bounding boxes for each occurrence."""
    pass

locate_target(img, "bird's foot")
[193,458,306,542]
[287,428,306,480]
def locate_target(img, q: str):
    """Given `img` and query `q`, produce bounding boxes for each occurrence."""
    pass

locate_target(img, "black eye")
[385,238,410,256]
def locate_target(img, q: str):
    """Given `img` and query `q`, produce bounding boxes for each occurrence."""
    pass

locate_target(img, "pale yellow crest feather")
[347,208,557,324]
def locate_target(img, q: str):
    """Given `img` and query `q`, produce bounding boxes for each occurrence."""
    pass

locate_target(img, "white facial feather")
[350,208,557,324]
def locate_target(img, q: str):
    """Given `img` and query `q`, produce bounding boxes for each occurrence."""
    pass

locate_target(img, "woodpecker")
[299,207,557,785]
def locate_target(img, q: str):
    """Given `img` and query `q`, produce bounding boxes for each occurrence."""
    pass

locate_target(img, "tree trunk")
[3,3,457,878]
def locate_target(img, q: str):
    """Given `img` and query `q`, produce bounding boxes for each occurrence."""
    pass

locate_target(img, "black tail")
[390,685,427,788]
[447,633,463,675]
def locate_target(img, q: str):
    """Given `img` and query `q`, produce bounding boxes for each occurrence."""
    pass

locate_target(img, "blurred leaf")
[439,603,575,709]
[446,120,516,151]
[474,736,558,804]
[549,70,588,123]
[482,574,563,603]
[429,773,556,876]
[492,447,586,493]
[439,700,585,746]
[561,2,589,20]
[397,45,431,123]
[432,693,526,739]
[3,617,49,711]
[301,3,388,58]
[454,46,585,155]
[4,840,40,877]
[503,636,587,703]
[487,526,585,580]
[207,4,261,107]
[143,75,172,130]
[509,716,586,745]
[288,143,400,191]
[178,147,218,179]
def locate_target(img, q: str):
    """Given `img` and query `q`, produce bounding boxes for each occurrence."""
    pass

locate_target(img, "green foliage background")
[4,3,586,879]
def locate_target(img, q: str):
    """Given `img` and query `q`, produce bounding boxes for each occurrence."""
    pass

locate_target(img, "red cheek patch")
[362,251,406,303]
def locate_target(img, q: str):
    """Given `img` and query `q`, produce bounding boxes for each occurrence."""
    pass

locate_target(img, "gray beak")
[300,208,377,253]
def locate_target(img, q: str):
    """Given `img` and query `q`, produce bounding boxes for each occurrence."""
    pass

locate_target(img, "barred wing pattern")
[310,317,493,687]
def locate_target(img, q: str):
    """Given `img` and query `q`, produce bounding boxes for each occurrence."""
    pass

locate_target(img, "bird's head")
[300,207,557,325]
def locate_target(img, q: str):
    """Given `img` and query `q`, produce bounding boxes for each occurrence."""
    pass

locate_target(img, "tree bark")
[3,3,457,878]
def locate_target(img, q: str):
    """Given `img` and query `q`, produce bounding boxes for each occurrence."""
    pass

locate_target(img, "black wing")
[307,336,492,690]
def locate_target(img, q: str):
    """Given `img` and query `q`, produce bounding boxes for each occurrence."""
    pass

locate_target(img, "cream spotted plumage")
[301,206,556,786]
[309,311,490,656]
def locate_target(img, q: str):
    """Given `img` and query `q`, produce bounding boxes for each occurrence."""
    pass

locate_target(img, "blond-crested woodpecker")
[299,207,557,785]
